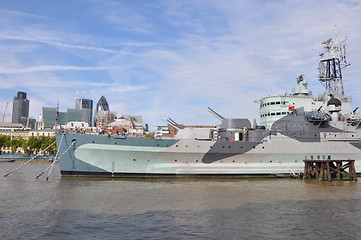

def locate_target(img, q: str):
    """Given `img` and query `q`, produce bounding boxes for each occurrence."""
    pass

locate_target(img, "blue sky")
[1,0,361,129]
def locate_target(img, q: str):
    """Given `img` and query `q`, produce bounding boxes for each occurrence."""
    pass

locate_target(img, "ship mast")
[318,34,350,99]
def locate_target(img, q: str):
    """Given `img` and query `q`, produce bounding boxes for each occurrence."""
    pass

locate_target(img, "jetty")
[303,159,357,181]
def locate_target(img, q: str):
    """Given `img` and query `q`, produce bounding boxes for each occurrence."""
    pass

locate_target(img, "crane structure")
[2,102,9,122]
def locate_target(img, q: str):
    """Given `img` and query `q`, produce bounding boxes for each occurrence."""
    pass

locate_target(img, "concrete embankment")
[0,156,55,163]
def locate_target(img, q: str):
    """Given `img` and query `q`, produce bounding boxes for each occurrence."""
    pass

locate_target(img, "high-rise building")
[12,91,29,123]
[39,107,92,129]
[67,108,92,125]
[40,107,66,129]
[94,96,110,127]
[75,98,93,127]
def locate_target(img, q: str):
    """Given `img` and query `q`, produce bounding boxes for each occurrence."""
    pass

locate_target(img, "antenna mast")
[318,32,350,99]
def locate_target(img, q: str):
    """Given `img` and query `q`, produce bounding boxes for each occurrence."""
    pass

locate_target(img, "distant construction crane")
[2,102,9,122]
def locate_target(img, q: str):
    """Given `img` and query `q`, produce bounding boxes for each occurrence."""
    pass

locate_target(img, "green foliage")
[143,134,155,139]
[0,135,11,148]
[9,136,25,154]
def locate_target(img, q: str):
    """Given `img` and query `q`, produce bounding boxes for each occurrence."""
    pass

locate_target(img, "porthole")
[175,160,177,162]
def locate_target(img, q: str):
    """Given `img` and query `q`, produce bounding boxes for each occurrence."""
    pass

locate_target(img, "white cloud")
[0,34,133,54]
[0,65,121,74]
[0,8,47,19]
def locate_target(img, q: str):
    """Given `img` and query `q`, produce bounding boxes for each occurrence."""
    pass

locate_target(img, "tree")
[9,136,25,154]
[0,135,11,149]
[23,136,40,155]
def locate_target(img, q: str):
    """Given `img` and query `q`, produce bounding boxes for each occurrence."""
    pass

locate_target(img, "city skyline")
[1,1,361,129]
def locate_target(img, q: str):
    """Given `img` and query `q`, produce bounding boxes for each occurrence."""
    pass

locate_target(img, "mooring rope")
[45,140,76,181]
[36,141,76,181]
[3,140,57,177]
[36,133,65,180]
[46,141,76,181]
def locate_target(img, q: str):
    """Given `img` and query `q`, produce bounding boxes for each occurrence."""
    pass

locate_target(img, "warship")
[57,36,361,177]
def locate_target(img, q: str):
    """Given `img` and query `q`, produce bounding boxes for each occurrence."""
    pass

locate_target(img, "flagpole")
[55,100,59,128]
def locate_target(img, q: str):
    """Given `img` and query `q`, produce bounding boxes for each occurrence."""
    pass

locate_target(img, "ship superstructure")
[258,36,354,129]
[257,75,317,129]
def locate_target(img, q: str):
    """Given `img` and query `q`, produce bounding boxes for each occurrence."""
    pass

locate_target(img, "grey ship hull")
[57,133,361,177]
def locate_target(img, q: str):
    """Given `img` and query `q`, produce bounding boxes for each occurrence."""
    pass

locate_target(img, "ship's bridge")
[256,75,318,130]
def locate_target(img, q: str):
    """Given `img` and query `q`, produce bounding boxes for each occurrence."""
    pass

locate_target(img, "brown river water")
[1,162,361,239]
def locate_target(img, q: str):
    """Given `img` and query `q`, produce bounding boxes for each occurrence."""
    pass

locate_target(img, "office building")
[75,98,93,126]
[12,91,29,124]
[94,96,110,127]
[39,107,91,129]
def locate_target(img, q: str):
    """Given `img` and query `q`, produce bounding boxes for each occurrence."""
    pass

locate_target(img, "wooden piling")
[303,159,357,181]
